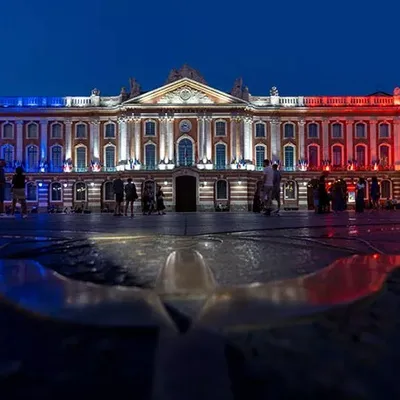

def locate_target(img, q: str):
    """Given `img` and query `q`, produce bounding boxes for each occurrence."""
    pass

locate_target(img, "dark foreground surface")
[1,211,400,399]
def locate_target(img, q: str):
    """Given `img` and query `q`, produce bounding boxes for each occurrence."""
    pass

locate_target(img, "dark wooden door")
[175,176,197,212]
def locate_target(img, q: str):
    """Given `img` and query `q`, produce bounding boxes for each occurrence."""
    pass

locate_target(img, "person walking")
[355,177,366,213]
[11,167,28,218]
[262,159,274,216]
[272,163,281,215]
[156,185,166,215]
[113,174,124,216]
[124,178,138,218]
[370,176,380,210]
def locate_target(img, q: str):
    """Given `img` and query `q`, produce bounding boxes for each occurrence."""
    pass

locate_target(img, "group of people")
[0,160,28,218]
[253,159,282,216]
[111,175,166,217]
[313,175,382,214]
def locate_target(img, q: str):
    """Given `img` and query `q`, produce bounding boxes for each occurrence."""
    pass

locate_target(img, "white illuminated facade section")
[160,118,167,161]
[40,120,48,160]
[16,121,23,162]
[205,118,212,160]
[118,120,128,161]
[65,120,72,160]
[167,118,174,161]
[244,118,252,160]
[134,119,141,161]
[90,120,100,160]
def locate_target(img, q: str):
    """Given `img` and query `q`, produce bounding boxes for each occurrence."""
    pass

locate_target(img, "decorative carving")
[91,88,100,96]
[165,64,207,85]
[393,87,400,96]
[270,86,279,96]
[157,86,214,104]
[129,78,141,98]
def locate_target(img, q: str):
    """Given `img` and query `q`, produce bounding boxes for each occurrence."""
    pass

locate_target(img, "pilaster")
[369,120,377,162]
[90,119,100,161]
[65,119,72,161]
[40,120,48,161]
[394,118,400,170]
[298,119,306,160]
[346,120,354,161]
[16,121,23,162]
[118,118,128,162]
[322,118,329,160]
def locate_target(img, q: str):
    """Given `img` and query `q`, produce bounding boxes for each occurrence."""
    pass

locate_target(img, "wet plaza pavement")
[1,211,400,399]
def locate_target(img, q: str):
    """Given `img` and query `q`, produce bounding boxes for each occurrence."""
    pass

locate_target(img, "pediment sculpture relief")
[157,87,214,104]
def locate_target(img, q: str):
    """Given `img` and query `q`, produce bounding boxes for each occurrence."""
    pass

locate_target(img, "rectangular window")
[308,123,318,138]
[215,144,226,169]
[76,124,86,138]
[255,123,265,138]
[145,145,156,168]
[332,124,342,138]
[105,124,115,138]
[255,146,265,170]
[379,124,389,138]
[284,146,295,170]
[215,121,226,136]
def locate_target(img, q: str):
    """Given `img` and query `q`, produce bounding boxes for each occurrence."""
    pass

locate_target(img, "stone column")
[394,118,400,170]
[244,117,252,161]
[369,120,377,162]
[270,118,280,162]
[65,120,72,161]
[126,119,132,160]
[118,119,128,162]
[16,121,23,163]
[230,118,236,162]
[90,119,100,161]
[167,117,174,162]
[40,120,48,161]
[322,119,329,161]
[159,117,167,162]
[205,117,212,161]
[346,120,354,162]
[134,118,141,162]
[235,118,241,160]
[298,119,306,160]
[197,117,204,161]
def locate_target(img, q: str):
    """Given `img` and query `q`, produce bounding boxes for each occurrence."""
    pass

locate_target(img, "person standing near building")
[0,159,5,217]
[262,159,274,216]
[272,163,281,215]
[11,167,27,218]
[113,174,124,216]
[124,178,138,218]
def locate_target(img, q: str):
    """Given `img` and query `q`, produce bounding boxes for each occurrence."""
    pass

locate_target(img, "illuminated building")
[1,65,399,212]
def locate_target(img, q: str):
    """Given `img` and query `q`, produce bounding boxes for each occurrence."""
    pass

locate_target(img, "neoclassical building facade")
[1,65,399,211]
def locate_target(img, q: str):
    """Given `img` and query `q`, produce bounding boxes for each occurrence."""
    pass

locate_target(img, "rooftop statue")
[230,77,250,101]
[165,64,207,85]
[129,77,141,98]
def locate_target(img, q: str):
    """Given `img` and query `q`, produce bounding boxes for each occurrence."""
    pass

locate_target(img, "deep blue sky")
[1,0,398,97]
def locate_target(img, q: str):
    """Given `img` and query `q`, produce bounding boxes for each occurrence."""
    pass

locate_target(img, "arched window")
[51,123,62,139]
[284,123,294,138]
[381,180,391,199]
[355,123,366,138]
[355,145,366,166]
[379,123,389,138]
[215,121,226,136]
[105,123,116,138]
[27,123,38,139]
[379,144,390,166]
[332,123,342,138]
[215,143,226,169]
[215,180,228,200]
[2,123,13,139]
[332,145,343,167]
[51,145,63,171]
[255,122,265,138]
[145,120,156,136]
[76,123,87,139]
[308,145,319,168]
[75,182,87,202]
[50,182,62,202]
[26,145,39,171]
[145,143,156,169]
[308,123,318,138]
[178,138,193,166]
[103,181,114,201]
[284,180,297,200]
[284,145,295,171]
[75,146,87,170]
[4,183,11,201]
[26,182,37,201]
[1,144,14,167]
[104,146,116,169]
[255,145,265,170]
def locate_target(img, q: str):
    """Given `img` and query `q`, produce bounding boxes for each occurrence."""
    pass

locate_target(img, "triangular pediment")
[123,78,247,106]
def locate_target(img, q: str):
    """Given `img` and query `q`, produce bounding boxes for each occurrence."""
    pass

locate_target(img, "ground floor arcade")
[2,168,400,212]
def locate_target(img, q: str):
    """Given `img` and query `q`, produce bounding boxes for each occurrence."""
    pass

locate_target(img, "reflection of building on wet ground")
[1,65,400,212]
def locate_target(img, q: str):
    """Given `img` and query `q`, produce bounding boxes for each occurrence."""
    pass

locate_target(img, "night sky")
[1,0,398,97]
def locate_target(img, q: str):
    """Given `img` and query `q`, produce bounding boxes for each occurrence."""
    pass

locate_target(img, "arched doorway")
[307,179,319,210]
[175,176,197,212]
